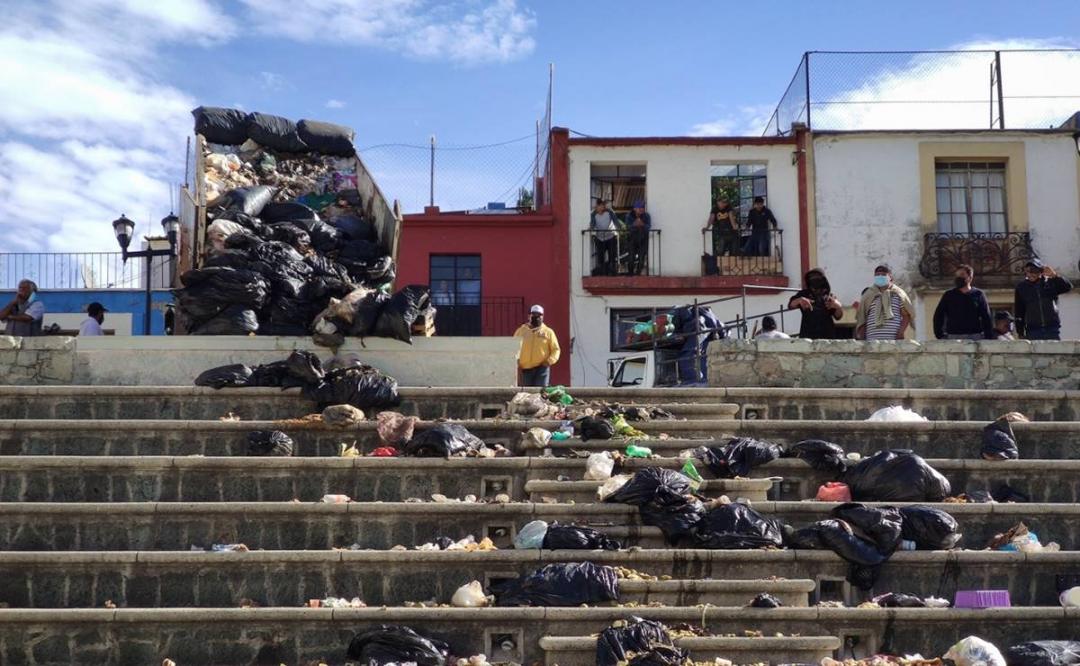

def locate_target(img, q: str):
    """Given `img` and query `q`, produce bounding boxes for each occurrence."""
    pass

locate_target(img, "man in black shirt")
[741,196,777,257]
[932,264,993,339]
[1014,258,1072,340]
[788,267,843,339]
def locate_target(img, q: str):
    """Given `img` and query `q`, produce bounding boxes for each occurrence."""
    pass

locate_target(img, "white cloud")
[260,71,287,91]
[240,0,537,64]
[690,105,776,137]
[326,99,347,109]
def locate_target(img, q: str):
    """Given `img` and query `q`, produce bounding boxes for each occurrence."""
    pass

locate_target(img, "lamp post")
[112,213,180,335]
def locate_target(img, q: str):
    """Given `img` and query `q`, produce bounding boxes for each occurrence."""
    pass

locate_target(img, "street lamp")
[111,213,180,335]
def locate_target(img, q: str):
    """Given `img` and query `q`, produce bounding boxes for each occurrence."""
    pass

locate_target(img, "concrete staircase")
[0,385,1078,664]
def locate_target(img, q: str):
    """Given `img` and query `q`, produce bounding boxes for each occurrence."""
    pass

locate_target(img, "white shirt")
[79,317,104,336]
[756,330,791,339]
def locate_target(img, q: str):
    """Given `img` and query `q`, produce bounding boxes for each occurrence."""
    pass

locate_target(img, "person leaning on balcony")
[855,264,915,341]
[626,200,652,276]
[0,279,44,337]
[994,310,1016,341]
[788,267,843,339]
[932,264,993,340]
[1014,259,1072,341]
[742,197,777,257]
[706,197,740,258]
[514,304,561,387]
[589,199,622,275]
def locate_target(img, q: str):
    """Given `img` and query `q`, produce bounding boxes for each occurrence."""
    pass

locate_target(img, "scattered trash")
[304,364,400,410]
[321,494,351,504]
[346,625,450,666]
[314,596,365,608]
[376,411,419,447]
[492,562,619,607]
[513,520,549,550]
[585,452,615,480]
[322,403,364,427]
[815,482,852,502]
[943,636,1006,666]
[450,580,489,607]
[542,523,621,551]
[404,423,486,458]
[867,406,928,422]
[543,385,575,406]
[625,443,653,458]
[219,412,240,422]
[748,593,783,608]
[338,441,360,457]
[1062,587,1080,608]
[784,439,848,476]
[692,502,785,550]
[368,446,397,457]
[596,617,676,666]
[211,544,250,552]
[611,414,647,438]
[194,363,252,388]
[246,430,294,457]
[699,437,781,478]
[872,592,930,608]
[507,392,558,419]
[981,416,1020,460]
[680,459,703,484]
[521,427,553,449]
[1005,641,1080,666]
[988,522,1059,552]
[580,416,616,441]
[842,449,950,502]
[899,505,962,550]
[598,474,633,501]
[604,467,703,544]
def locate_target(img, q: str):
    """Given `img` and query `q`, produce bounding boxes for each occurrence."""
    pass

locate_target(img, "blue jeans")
[742,230,770,257]
[520,365,550,387]
[1025,325,1061,341]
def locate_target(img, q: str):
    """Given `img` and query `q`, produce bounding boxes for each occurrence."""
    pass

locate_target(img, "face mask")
[530,316,541,326]
[954,277,968,289]
[26,292,37,304]
[873,275,889,288]
[808,279,827,290]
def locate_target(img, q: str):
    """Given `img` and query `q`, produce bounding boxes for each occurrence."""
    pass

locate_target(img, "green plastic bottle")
[681,459,704,483]
[625,443,653,458]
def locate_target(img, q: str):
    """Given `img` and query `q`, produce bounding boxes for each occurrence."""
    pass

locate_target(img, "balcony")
[917,232,1036,287]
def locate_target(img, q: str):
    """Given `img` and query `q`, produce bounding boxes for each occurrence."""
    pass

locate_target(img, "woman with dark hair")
[788,268,843,339]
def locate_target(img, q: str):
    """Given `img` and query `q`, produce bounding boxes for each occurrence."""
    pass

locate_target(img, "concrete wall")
[0,289,171,335]
[811,131,1080,339]
[567,142,803,385]
[0,336,519,386]
[709,338,1080,389]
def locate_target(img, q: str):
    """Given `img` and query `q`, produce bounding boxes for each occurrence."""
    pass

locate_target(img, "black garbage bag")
[249,239,308,267]
[350,291,391,337]
[246,112,308,153]
[700,437,782,478]
[982,417,1020,460]
[579,416,616,441]
[362,255,396,285]
[220,185,274,217]
[626,645,690,666]
[246,361,291,387]
[304,365,400,410]
[786,518,886,590]
[1006,642,1080,666]
[898,505,962,549]
[301,220,344,254]
[786,439,849,476]
[404,423,485,458]
[331,213,376,241]
[542,524,621,551]
[842,449,951,502]
[202,250,255,271]
[258,297,318,336]
[247,430,294,457]
[346,625,449,666]
[339,238,383,262]
[192,106,248,145]
[596,618,674,666]
[223,230,265,252]
[267,222,312,251]
[640,493,705,545]
[177,267,271,310]
[992,484,1031,503]
[604,468,694,506]
[372,285,430,343]
[874,592,927,608]
[298,119,356,156]
[749,592,783,608]
[189,305,259,335]
[283,350,323,385]
[965,490,995,503]
[262,202,319,225]
[831,503,903,554]
[692,502,784,549]
[492,562,619,607]
[194,363,252,388]
[305,254,352,282]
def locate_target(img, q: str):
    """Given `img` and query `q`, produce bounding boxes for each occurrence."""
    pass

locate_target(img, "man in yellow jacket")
[514,304,561,387]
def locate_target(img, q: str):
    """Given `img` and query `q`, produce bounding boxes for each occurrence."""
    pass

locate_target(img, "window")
[430,255,481,335]
[710,163,768,228]
[935,162,1008,234]
[590,164,646,216]
[609,308,660,351]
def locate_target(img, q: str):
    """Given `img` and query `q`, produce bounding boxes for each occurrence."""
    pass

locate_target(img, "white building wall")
[567,143,803,386]
[812,131,1080,340]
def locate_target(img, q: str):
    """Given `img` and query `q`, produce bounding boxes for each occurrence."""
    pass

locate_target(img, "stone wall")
[0,337,75,384]
[709,339,1080,389]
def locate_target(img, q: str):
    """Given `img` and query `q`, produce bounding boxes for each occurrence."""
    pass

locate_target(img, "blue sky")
[1,0,1079,252]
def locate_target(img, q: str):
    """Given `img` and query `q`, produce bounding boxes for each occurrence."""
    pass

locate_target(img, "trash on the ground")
[305,364,400,410]
[842,449,950,502]
[626,443,653,458]
[585,451,615,480]
[596,617,676,666]
[322,403,364,427]
[692,501,785,550]
[551,430,571,441]
[943,636,1006,666]
[899,505,962,550]
[219,412,240,422]
[450,580,489,607]
[513,520,549,549]
[871,592,930,608]
[680,459,704,483]
[954,590,1011,608]
[784,439,848,476]
[699,437,782,478]
[315,596,365,608]
[211,543,250,552]
[867,406,928,422]
[338,441,360,457]
[1005,641,1080,666]
[988,521,1059,552]
[321,494,351,504]
[507,392,559,419]
[404,423,486,458]
[748,592,783,608]
[612,414,647,438]
[376,411,419,446]
[492,562,619,607]
[369,446,398,457]
[1062,586,1080,607]
[598,474,633,501]
[246,430,294,456]
[346,624,450,666]
[522,427,553,449]
[543,385,575,406]
[981,416,1020,461]
[543,523,622,550]
[194,363,253,388]
[605,467,704,544]
[580,415,616,441]
[816,482,852,502]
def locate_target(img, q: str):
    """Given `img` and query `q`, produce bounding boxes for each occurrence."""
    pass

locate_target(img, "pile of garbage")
[506,387,676,427]
[513,520,622,550]
[181,107,434,340]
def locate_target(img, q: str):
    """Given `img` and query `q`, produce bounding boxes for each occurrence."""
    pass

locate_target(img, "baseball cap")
[874,264,892,274]
[87,302,107,316]
[632,200,645,209]
[1024,258,1044,271]
[994,310,1015,322]
[530,304,544,315]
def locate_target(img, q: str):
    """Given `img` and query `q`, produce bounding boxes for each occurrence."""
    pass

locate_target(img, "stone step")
[525,478,773,503]
[4,418,1080,458]
[538,635,842,666]
[0,385,738,421]
[3,456,1077,504]
[0,606,1074,664]
[0,501,1074,551]
[1,549,1071,609]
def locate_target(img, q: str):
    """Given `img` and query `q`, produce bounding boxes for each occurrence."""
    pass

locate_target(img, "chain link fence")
[765,49,1080,135]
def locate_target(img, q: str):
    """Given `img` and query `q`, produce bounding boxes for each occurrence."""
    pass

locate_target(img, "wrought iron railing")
[917,232,1036,284]
[581,229,662,277]
[700,228,784,276]
[433,296,524,336]
[0,252,173,290]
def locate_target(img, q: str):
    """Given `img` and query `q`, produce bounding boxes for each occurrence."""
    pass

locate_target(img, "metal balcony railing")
[581,229,662,277]
[700,228,784,276]
[0,252,174,290]
[917,232,1036,285]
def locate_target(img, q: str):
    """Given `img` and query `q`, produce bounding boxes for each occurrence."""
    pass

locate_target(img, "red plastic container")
[815,482,852,502]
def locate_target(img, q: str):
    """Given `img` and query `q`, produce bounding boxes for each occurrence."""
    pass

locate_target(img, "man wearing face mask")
[932,264,993,340]
[0,279,45,337]
[1014,259,1072,340]
[514,305,561,387]
[856,264,915,340]
[788,268,843,339]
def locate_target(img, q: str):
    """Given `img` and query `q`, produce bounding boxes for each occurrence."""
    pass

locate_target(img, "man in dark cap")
[79,302,107,336]
[1014,259,1072,340]
[993,311,1016,340]
[856,264,914,340]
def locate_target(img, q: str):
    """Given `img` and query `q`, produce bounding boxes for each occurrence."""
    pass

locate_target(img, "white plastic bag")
[943,636,1005,666]
[1061,586,1080,607]
[520,427,552,449]
[584,452,614,480]
[451,580,489,607]
[867,405,928,422]
[597,474,632,501]
[513,520,549,549]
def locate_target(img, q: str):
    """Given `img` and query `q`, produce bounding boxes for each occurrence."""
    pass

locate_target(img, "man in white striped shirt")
[856,264,914,340]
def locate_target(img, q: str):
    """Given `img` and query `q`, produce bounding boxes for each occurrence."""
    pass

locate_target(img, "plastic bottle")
[551,431,570,441]
[681,459,704,483]
[625,443,653,458]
